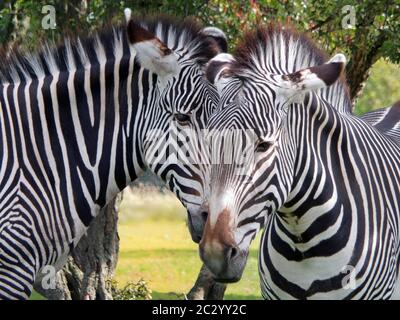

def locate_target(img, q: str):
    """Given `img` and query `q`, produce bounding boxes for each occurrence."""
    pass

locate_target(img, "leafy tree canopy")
[0,0,399,110]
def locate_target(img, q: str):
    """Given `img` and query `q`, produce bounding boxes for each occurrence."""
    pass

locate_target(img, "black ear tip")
[202,27,228,53]
[216,37,228,53]
[206,63,218,83]
[322,62,345,86]
[127,20,141,34]
[205,53,234,84]
[206,60,231,84]
[126,21,154,44]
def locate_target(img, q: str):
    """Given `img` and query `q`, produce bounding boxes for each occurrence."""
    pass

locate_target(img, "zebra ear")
[280,53,346,101]
[126,20,179,77]
[201,27,228,53]
[206,53,235,93]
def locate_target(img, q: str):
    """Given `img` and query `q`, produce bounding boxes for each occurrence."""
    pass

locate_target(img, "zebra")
[0,12,227,299]
[360,101,400,143]
[200,24,400,299]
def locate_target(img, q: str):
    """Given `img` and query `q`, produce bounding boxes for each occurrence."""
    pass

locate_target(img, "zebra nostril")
[201,210,208,222]
[228,246,238,261]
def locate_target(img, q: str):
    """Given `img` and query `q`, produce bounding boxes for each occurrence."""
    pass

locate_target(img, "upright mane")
[0,14,220,85]
[233,23,352,113]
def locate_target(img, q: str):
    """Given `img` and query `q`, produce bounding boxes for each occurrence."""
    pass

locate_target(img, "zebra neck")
[59,55,148,210]
[263,95,400,298]
[0,50,154,228]
[280,94,347,236]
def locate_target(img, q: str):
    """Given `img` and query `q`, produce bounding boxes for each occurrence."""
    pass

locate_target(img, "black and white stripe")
[0,15,225,299]
[201,24,400,299]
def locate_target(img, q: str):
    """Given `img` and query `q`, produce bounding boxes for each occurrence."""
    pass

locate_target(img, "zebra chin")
[199,245,249,283]
[198,234,249,283]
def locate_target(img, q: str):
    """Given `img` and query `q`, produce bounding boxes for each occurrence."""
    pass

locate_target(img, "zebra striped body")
[0,16,224,299]
[200,24,400,299]
[360,101,400,143]
[260,93,400,299]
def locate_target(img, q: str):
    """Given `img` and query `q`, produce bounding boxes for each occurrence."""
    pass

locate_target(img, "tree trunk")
[346,32,386,107]
[344,7,388,108]
[187,264,227,300]
[35,194,122,300]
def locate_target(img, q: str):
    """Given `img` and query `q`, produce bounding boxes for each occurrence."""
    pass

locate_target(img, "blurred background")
[1,0,398,299]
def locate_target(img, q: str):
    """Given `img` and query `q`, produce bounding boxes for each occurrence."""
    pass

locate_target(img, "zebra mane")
[0,15,220,85]
[232,23,352,113]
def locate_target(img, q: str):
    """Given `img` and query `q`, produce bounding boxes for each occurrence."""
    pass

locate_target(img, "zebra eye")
[256,141,272,153]
[174,113,191,125]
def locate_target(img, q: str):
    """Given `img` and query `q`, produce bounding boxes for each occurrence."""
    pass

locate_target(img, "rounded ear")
[201,27,228,53]
[126,19,179,77]
[206,53,234,83]
[281,54,346,91]
[205,53,235,94]
[278,53,346,103]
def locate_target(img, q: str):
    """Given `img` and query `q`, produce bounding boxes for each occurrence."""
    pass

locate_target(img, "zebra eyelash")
[256,141,272,153]
[174,113,192,125]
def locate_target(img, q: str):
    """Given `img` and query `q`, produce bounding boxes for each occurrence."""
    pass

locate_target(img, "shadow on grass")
[120,248,259,259]
[223,293,262,300]
[30,290,261,300]
[151,291,261,300]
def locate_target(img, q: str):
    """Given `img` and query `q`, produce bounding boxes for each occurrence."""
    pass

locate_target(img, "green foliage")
[0,1,398,115]
[110,278,152,300]
[1,1,399,61]
[355,59,400,114]
[192,1,399,101]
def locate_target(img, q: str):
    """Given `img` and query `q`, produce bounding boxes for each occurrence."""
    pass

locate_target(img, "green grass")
[30,291,46,300]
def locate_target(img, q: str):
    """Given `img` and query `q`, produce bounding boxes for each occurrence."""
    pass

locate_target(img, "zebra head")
[125,15,227,243]
[200,27,346,282]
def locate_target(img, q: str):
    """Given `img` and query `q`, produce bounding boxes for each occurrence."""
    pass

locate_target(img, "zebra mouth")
[190,232,202,243]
